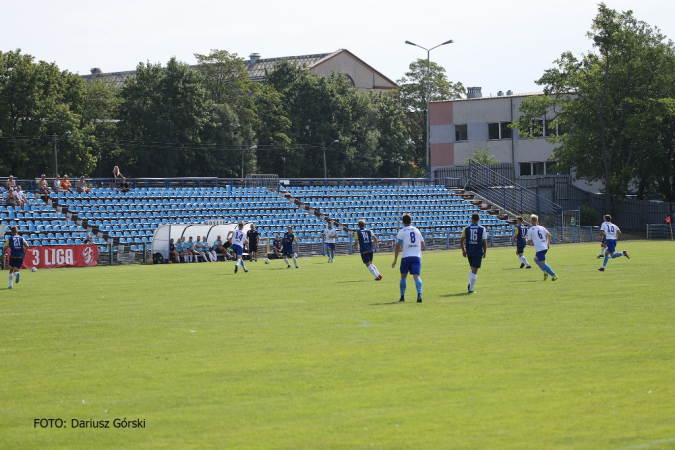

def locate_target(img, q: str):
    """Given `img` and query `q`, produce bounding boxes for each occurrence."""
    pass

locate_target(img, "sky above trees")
[2,0,673,96]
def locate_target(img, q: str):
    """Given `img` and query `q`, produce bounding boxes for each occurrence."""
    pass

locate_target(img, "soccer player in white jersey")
[526,214,558,281]
[598,214,630,272]
[227,222,249,273]
[391,214,425,303]
[323,220,338,263]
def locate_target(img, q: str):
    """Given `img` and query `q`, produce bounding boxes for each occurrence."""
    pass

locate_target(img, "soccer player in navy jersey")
[3,226,29,289]
[460,213,487,294]
[352,220,382,281]
[392,214,424,302]
[513,216,531,269]
[282,226,300,269]
[598,215,630,272]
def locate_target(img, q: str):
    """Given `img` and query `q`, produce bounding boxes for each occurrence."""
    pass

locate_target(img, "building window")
[531,119,544,137]
[455,124,468,141]
[501,122,512,139]
[520,161,558,176]
[519,162,532,176]
[544,118,557,137]
[488,122,512,140]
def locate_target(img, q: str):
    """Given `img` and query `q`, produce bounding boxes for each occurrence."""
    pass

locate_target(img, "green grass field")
[1,241,674,449]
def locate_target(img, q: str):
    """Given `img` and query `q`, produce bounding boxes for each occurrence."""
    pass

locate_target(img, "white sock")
[468,270,472,286]
[293,256,298,267]
[469,273,477,291]
[367,265,377,277]
[9,273,13,287]
[284,258,290,266]
[520,255,529,265]
[371,264,381,277]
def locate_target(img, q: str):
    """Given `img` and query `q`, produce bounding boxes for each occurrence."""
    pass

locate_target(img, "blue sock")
[612,253,623,259]
[240,259,246,270]
[399,278,407,296]
[603,255,610,267]
[537,262,546,272]
[543,264,555,276]
[414,278,423,295]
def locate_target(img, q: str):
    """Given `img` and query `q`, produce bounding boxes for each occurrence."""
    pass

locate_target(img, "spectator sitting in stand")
[84,233,94,244]
[272,234,283,258]
[53,175,62,193]
[4,187,15,206]
[38,174,51,202]
[111,165,123,189]
[119,177,130,193]
[6,175,16,191]
[60,174,72,192]
[13,186,27,209]
[76,176,92,194]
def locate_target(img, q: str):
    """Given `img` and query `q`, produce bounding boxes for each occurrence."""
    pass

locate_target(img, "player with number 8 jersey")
[392,214,424,302]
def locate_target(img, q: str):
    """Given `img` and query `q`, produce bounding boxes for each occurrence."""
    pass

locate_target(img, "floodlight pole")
[405,39,454,182]
[323,140,339,179]
[52,131,71,177]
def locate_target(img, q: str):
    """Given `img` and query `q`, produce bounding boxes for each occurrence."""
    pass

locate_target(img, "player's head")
[275,234,280,239]
[170,238,174,243]
[358,219,366,229]
[402,214,412,226]
[250,223,255,230]
[471,213,480,223]
[327,220,333,228]
[530,214,539,225]
[238,221,244,229]
[516,216,523,224]
[287,226,293,233]
[10,226,18,235]
[604,214,611,222]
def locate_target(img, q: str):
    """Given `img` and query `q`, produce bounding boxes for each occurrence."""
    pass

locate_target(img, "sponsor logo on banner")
[11,245,99,269]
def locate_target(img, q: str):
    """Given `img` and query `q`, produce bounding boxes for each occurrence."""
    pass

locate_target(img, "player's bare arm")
[482,239,487,258]
[459,236,467,258]
[391,243,401,268]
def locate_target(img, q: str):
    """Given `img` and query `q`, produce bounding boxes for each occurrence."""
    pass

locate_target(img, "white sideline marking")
[614,437,675,450]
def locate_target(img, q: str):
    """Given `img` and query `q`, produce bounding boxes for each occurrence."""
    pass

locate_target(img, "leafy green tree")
[464,147,499,166]
[397,59,464,176]
[513,4,675,213]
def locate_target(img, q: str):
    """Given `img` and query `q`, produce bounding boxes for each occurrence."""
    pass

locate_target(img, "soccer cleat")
[526,265,531,269]
[398,296,405,302]
[234,265,238,274]
[543,273,548,281]
[295,266,300,269]
[623,250,630,259]
[598,267,605,272]
[8,285,12,290]
[417,295,422,303]
[552,275,558,281]
[375,275,383,281]
[520,263,525,269]
[287,265,291,269]
[244,268,248,273]
[597,255,604,259]
[468,284,474,294]
[15,273,20,284]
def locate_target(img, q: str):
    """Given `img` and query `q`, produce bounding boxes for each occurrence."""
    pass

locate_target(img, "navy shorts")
[325,243,335,250]
[516,243,526,254]
[282,248,295,257]
[535,249,548,262]
[249,244,258,252]
[467,255,483,269]
[602,236,607,244]
[9,256,24,269]
[360,251,373,264]
[400,256,421,275]
[606,239,617,253]
[232,244,244,256]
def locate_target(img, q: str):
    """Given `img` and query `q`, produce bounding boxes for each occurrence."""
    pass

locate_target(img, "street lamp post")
[404,39,454,182]
[281,156,286,178]
[323,140,339,179]
[52,131,71,177]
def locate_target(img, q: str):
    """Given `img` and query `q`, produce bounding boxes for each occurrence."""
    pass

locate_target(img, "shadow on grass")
[370,301,404,305]
[439,292,474,297]
[337,280,368,284]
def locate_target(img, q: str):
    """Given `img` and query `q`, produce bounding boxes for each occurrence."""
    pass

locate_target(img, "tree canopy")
[513,4,675,213]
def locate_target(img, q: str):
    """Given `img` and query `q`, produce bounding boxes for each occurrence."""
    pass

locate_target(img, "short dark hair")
[402,214,412,225]
[516,216,523,223]
[604,214,611,222]
[472,213,480,222]
[10,226,18,235]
